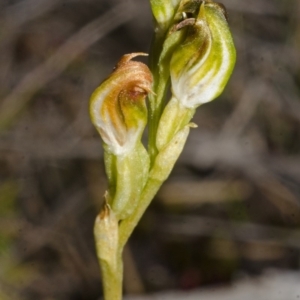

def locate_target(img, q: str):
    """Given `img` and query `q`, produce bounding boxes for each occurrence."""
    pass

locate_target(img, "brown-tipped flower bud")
[90,53,153,155]
[94,203,119,271]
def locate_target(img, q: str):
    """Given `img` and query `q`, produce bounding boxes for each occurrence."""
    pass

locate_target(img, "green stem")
[99,255,123,300]
[118,177,162,250]
[148,79,170,163]
[119,101,195,252]
[94,204,123,300]
[148,27,169,164]
[95,177,165,300]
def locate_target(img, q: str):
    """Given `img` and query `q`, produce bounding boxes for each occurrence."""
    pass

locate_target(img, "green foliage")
[89,1,236,299]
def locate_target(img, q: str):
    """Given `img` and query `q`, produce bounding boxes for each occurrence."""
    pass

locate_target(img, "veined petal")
[170,1,236,108]
[90,53,153,155]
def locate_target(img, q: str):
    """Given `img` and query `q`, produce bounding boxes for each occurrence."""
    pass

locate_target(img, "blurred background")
[1,0,300,299]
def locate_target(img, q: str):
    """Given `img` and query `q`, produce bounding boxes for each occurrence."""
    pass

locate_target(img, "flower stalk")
[89,1,236,299]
